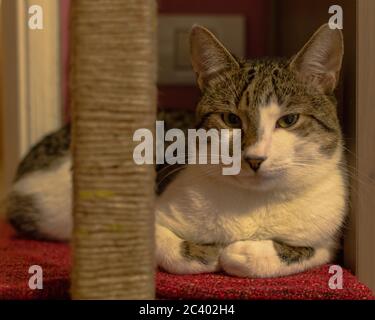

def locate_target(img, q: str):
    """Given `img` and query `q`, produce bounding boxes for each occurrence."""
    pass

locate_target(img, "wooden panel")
[1,0,22,194]
[0,0,62,193]
[26,0,62,148]
[357,0,375,292]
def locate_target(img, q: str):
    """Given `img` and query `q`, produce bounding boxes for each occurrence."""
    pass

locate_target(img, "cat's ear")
[190,25,239,90]
[289,24,344,94]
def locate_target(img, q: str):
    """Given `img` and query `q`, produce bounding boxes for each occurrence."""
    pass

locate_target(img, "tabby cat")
[6,24,347,278]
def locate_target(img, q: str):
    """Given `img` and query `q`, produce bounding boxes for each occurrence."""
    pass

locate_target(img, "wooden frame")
[1,0,62,192]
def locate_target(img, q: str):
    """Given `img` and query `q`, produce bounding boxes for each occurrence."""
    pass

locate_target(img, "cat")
[6,23,347,278]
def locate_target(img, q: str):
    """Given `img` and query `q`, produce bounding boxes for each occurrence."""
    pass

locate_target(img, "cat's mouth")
[239,162,282,179]
[247,172,280,182]
[229,166,284,190]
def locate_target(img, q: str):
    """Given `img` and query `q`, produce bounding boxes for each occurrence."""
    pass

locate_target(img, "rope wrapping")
[70,0,157,299]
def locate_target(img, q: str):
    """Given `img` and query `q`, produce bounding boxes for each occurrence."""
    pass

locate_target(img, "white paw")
[219,240,280,278]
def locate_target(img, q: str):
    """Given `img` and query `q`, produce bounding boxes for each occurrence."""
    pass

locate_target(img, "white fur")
[156,160,345,243]
[12,157,72,241]
[245,103,280,158]
[156,101,346,277]
[220,240,331,278]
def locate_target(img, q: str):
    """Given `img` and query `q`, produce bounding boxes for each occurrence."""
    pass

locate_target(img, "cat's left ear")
[190,25,240,90]
[289,24,344,94]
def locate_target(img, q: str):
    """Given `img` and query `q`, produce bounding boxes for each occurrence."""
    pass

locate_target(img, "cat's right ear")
[190,25,239,90]
[289,24,344,94]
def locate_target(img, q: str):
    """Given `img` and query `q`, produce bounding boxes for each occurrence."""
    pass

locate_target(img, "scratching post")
[70,0,157,299]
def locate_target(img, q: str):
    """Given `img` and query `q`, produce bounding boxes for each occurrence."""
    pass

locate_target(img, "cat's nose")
[245,156,267,172]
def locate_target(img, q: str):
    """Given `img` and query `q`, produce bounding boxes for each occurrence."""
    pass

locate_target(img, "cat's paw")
[156,224,221,274]
[220,240,277,278]
[157,240,221,274]
[220,240,329,278]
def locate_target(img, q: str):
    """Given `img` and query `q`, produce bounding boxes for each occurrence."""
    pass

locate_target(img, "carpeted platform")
[0,220,374,300]
[0,221,70,299]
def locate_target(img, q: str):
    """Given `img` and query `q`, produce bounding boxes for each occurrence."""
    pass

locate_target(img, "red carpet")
[0,220,374,300]
[0,221,70,299]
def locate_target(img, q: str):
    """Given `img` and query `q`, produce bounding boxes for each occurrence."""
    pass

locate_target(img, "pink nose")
[245,156,266,172]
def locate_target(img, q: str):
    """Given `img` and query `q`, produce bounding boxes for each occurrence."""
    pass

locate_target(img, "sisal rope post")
[70,0,157,299]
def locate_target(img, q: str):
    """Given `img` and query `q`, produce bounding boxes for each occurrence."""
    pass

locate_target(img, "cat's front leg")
[156,224,222,274]
[220,240,332,278]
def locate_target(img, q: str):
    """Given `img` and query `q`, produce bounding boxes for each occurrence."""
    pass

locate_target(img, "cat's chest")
[156,165,346,246]
[156,171,270,243]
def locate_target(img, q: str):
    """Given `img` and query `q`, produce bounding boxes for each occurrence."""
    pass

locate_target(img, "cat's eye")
[276,114,300,129]
[222,113,242,128]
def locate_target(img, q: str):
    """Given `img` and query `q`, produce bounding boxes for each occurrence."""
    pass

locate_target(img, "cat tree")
[69,0,157,299]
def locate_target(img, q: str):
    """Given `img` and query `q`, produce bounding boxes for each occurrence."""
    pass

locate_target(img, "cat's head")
[190,24,344,192]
